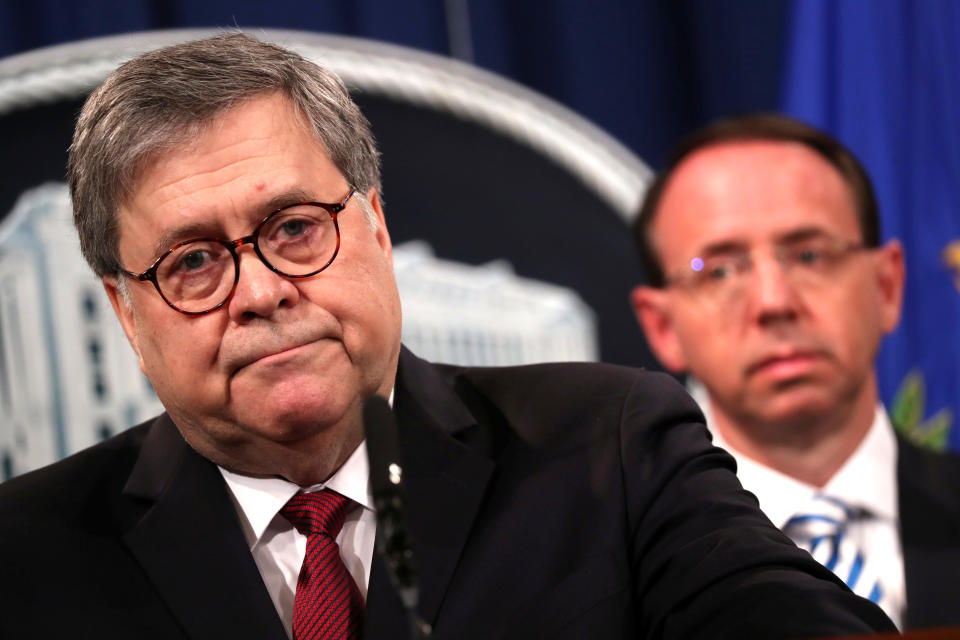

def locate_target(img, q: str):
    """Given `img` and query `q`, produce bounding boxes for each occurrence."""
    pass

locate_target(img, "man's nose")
[227,248,300,321]
[744,254,801,325]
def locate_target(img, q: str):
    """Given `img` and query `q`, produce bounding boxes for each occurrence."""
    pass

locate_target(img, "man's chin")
[232,370,348,414]
[241,402,349,441]
[746,385,840,428]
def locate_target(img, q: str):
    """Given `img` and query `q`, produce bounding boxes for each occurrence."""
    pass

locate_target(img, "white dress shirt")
[219,442,377,639]
[689,380,906,628]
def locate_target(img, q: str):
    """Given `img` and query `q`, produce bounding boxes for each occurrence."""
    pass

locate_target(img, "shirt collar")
[823,407,898,521]
[690,379,898,527]
[219,440,375,548]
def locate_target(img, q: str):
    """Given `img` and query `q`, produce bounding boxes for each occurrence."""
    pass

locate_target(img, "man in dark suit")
[631,113,960,631]
[0,35,894,639]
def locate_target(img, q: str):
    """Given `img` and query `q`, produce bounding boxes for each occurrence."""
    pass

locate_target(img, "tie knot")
[782,494,887,614]
[784,494,862,540]
[281,489,352,538]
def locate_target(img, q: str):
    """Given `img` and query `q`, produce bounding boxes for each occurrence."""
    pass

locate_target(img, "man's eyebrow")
[697,239,750,256]
[775,226,835,244]
[261,189,316,213]
[149,221,219,262]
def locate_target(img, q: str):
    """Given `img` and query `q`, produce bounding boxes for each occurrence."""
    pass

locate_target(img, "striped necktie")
[281,489,364,640]
[783,494,884,604]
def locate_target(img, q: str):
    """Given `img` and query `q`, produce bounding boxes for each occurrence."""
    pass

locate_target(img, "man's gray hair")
[68,32,381,278]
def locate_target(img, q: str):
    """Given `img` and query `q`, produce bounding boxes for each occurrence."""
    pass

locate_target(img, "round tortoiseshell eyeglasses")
[119,189,355,315]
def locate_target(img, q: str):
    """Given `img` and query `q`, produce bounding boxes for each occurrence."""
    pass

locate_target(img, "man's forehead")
[114,94,348,263]
[128,95,327,190]
[652,139,861,257]
[666,139,850,203]
[134,99,333,195]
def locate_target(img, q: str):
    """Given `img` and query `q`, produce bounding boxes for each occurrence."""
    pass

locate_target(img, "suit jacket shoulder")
[437,359,702,456]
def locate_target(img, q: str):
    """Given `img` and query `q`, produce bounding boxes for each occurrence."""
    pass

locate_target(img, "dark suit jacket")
[0,348,893,639]
[898,436,960,630]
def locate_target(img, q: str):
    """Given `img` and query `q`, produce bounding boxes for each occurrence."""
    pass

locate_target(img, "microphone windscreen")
[363,395,402,494]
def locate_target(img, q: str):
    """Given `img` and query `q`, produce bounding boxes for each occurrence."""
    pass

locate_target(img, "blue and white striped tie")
[783,494,884,604]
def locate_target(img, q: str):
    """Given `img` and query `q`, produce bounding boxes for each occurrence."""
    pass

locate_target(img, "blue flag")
[781,0,960,451]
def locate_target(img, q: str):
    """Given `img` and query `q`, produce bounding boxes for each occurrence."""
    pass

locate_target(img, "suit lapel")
[121,415,288,640]
[366,348,495,633]
[897,437,960,629]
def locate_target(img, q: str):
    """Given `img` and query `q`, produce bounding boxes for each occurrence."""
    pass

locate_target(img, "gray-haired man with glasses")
[632,113,960,631]
[0,37,895,640]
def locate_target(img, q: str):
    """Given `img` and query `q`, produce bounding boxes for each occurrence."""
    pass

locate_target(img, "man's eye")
[794,247,827,265]
[280,219,308,238]
[179,250,210,271]
[705,262,736,280]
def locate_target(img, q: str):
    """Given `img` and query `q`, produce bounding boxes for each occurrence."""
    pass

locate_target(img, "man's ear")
[630,285,689,373]
[874,238,905,334]
[365,187,392,258]
[102,275,146,374]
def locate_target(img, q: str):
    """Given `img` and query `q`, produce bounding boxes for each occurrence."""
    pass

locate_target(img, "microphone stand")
[364,396,432,640]
[375,468,432,640]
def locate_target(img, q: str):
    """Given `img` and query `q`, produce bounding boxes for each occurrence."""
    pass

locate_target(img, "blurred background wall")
[0,0,790,169]
[1,0,959,452]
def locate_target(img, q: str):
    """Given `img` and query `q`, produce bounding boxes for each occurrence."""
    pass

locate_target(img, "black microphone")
[363,395,432,640]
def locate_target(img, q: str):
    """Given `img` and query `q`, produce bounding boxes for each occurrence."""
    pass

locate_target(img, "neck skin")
[710,375,879,488]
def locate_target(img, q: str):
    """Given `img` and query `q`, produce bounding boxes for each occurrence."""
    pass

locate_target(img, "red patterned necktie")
[281,489,365,640]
